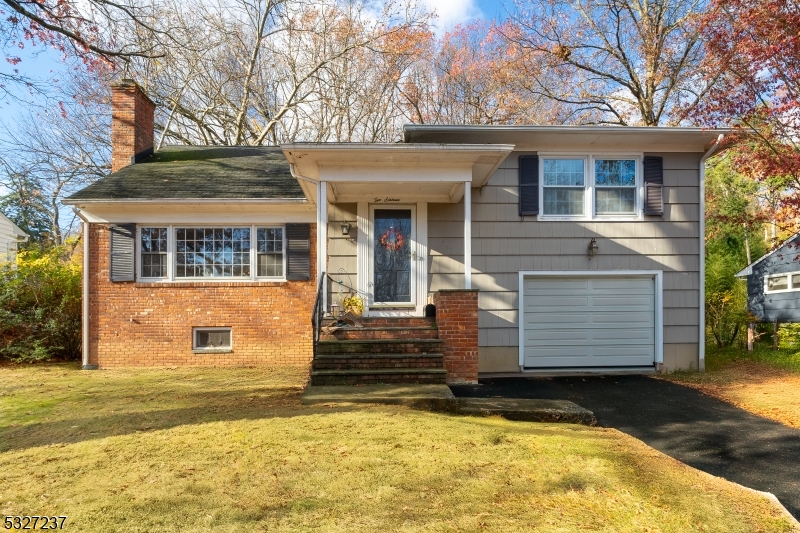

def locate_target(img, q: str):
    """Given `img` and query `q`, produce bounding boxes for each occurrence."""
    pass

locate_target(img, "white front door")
[369,205,416,308]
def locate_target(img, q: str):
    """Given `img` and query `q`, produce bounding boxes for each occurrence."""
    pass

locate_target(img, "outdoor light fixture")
[588,238,599,258]
[340,223,351,236]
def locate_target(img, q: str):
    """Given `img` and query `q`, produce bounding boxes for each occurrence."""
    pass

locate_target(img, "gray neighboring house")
[0,211,28,263]
[736,233,800,323]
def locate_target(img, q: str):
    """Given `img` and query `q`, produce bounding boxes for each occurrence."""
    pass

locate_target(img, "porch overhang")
[281,143,515,204]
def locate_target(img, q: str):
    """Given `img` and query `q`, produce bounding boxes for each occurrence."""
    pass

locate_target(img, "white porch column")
[317,181,328,310]
[464,181,472,289]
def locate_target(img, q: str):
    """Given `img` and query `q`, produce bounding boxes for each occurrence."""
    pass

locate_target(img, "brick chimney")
[111,79,156,172]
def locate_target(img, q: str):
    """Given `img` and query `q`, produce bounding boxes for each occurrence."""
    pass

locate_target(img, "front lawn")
[663,345,800,430]
[0,364,792,532]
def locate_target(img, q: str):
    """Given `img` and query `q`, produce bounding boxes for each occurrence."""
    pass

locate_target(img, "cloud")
[420,0,484,34]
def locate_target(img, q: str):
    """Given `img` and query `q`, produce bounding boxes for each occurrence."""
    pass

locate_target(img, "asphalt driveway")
[450,375,800,519]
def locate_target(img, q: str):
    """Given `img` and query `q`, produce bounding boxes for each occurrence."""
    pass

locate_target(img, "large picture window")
[539,155,641,219]
[137,225,286,281]
[176,227,251,278]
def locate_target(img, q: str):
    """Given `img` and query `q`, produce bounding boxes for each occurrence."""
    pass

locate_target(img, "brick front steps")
[310,317,447,385]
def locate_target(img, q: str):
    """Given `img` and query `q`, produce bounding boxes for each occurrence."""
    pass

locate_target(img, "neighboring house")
[0,211,28,263]
[65,80,730,381]
[736,233,800,323]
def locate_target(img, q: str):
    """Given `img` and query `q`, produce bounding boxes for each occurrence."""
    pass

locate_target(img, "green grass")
[0,363,794,532]
[704,343,800,373]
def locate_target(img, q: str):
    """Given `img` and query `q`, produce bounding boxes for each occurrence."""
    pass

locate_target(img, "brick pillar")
[434,289,479,384]
[111,79,156,172]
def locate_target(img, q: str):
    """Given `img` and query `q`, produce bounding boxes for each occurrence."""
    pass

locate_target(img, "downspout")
[6,234,28,261]
[699,134,725,372]
[72,207,96,370]
[287,162,324,287]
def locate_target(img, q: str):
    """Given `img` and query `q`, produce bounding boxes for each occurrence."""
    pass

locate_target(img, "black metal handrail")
[311,272,326,360]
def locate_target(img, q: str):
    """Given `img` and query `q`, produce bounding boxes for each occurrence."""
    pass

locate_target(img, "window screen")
[542,159,585,216]
[194,328,231,349]
[595,159,636,215]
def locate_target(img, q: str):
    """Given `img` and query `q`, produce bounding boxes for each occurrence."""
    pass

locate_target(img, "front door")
[371,207,414,306]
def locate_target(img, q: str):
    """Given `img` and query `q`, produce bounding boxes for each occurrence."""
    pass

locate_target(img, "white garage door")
[522,276,656,368]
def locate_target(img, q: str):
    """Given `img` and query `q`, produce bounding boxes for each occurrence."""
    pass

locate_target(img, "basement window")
[193,327,232,353]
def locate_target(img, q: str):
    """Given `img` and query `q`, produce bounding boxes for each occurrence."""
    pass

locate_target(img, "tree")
[694,0,800,221]
[501,0,715,125]
[0,71,110,246]
[0,243,82,361]
[396,21,573,126]
[121,0,431,146]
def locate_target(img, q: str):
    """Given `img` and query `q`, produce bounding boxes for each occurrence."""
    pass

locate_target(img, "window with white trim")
[137,225,287,281]
[765,271,800,293]
[140,227,168,278]
[539,155,641,220]
[176,227,251,278]
[256,227,284,277]
[193,327,232,351]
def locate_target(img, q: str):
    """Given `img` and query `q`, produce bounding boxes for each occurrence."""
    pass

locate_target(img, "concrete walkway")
[302,384,596,425]
[450,375,800,520]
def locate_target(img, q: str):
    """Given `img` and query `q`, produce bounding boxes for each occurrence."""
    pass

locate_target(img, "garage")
[520,274,660,369]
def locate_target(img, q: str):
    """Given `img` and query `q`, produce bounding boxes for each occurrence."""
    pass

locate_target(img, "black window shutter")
[644,156,664,216]
[286,223,311,280]
[519,155,539,216]
[110,224,135,282]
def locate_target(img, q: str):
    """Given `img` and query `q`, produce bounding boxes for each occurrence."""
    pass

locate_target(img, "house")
[0,211,28,263]
[736,233,800,323]
[65,79,729,381]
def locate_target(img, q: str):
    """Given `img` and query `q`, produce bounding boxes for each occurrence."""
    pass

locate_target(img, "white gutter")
[63,197,308,205]
[699,134,726,372]
[287,163,325,288]
[72,207,95,370]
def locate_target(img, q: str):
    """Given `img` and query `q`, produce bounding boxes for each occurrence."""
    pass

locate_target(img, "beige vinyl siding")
[327,203,357,285]
[430,151,702,371]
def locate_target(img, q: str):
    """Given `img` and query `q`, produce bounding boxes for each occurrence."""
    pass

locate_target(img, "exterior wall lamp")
[588,238,599,258]
[340,223,351,236]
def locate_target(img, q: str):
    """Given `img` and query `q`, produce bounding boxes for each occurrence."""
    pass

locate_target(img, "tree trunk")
[773,319,779,350]
[743,223,752,264]
[747,322,754,351]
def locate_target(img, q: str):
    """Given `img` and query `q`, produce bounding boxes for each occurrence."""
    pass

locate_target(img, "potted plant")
[342,292,363,316]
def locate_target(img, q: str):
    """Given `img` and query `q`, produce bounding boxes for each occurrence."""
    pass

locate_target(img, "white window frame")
[764,271,800,294]
[537,152,644,221]
[137,226,171,281]
[192,327,232,352]
[254,226,287,280]
[136,224,287,282]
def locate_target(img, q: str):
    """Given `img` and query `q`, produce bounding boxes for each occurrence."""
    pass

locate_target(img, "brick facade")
[86,223,317,368]
[111,80,155,172]
[433,289,479,384]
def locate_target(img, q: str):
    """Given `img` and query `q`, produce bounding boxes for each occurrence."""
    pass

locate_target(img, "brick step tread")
[322,318,435,326]
[311,368,447,376]
[318,339,443,345]
[314,364,444,371]
[325,326,438,331]
[315,352,444,359]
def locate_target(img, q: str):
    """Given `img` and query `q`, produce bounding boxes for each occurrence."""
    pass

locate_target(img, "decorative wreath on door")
[379,226,404,251]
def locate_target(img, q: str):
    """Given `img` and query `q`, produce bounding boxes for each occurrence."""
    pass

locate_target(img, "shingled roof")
[66,146,304,202]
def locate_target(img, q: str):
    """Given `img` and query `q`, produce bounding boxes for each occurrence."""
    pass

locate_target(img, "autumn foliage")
[695,0,800,219]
